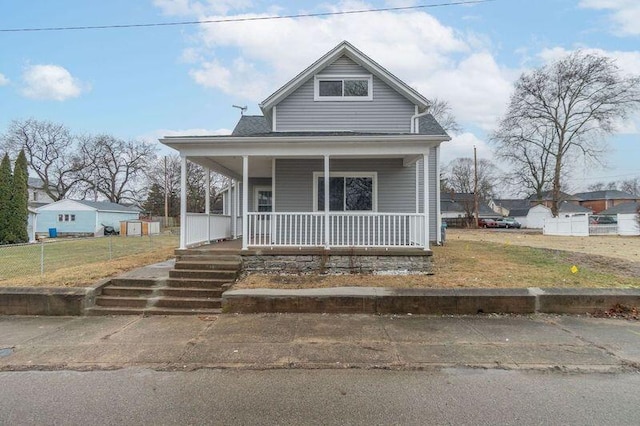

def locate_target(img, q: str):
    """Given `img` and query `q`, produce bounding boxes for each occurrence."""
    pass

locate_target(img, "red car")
[478,218,498,228]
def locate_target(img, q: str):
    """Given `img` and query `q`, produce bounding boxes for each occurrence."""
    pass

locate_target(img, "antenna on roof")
[232,105,247,116]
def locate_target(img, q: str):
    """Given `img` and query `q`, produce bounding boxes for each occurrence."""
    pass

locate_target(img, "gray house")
[161,41,450,252]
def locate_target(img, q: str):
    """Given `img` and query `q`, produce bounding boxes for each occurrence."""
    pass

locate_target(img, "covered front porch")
[164,133,443,252]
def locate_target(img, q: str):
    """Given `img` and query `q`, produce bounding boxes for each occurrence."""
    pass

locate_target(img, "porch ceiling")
[189,153,418,179]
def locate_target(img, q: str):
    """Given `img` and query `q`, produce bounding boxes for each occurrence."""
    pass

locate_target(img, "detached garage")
[35,200,140,237]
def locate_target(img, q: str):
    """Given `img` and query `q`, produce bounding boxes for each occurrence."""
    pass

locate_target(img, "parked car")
[478,218,499,228]
[496,217,521,229]
[589,215,617,225]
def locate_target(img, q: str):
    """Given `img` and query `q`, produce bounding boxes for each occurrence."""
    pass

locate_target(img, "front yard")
[236,230,640,289]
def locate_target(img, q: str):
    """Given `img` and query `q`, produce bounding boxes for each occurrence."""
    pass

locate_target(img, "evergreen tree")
[9,150,29,243]
[0,154,13,244]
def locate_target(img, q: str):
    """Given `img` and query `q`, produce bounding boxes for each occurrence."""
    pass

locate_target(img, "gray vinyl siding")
[275,158,416,213]
[417,147,439,242]
[276,56,415,133]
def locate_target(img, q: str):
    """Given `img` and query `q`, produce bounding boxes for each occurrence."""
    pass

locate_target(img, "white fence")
[544,213,639,237]
[246,212,426,248]
[185,213,232,247]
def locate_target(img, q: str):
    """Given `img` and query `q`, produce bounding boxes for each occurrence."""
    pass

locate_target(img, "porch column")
[436,146,442,244]
[242,155,249,250]
[324,154,330,249]
[230,179,236,239]
[423,152,430,250]
[179,155,188,249]
[205,168,211,242]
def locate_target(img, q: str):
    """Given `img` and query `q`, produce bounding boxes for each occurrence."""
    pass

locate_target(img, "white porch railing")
[185,213,232,247]
[246,212,426,248]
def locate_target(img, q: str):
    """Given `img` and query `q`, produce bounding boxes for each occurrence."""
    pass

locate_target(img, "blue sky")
[0,0,638,193]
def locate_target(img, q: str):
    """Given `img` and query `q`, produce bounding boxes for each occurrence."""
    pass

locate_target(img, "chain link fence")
[0,234,179,283]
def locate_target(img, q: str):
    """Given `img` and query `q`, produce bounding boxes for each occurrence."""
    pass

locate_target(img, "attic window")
[314,75,373,101]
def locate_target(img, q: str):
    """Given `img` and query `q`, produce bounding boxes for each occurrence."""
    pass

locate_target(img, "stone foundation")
[241,252,432,275]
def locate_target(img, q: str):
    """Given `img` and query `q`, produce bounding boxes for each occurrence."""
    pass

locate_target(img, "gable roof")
[74,200,139,213]
[259,41,430,116]
[509,208,531,217]
[573,190,638,201]
[492,199,531,211]
[440,192,495,215]
[600,201,640,215]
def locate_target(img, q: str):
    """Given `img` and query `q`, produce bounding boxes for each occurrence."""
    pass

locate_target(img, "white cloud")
[0,73,8,86]
[579,0,640,36]
[539,46,640,75]
[21,65,87,101]
[440,132,493,166]
[163,1,519,131]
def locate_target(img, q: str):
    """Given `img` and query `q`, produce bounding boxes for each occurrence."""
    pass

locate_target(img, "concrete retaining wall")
[223,287,640,315]
[0,287,97,316]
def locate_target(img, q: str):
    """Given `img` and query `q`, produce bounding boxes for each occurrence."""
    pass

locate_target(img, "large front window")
[314,75,373,101]
[314,172,376,211]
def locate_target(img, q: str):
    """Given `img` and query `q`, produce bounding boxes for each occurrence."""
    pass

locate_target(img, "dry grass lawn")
[236,230,640,290]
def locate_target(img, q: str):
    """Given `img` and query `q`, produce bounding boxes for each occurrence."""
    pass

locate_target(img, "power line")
[0,0,495,33]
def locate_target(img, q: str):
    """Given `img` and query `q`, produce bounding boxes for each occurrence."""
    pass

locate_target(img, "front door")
[254,186,273,237]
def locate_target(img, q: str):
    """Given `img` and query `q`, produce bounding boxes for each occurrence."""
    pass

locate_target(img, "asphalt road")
[1,368,638,425]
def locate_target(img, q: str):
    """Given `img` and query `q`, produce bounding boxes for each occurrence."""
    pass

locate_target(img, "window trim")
[314,74,373,101]
[312,171,378,212]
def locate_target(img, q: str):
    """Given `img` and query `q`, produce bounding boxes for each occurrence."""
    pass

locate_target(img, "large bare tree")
[493,51,640,216]
[444,157,499,220]
[0,119,85,200]
[77,135,156,204]
[428,97,461,134]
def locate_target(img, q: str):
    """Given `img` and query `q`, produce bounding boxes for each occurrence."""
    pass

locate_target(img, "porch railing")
[185,213,232,247]
[246,212,426,248]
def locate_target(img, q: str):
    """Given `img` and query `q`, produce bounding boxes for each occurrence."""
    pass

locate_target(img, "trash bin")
[48,228,57,238]
[440,222,447,245]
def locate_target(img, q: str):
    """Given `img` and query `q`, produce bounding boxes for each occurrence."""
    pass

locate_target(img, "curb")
[222,287,640,315]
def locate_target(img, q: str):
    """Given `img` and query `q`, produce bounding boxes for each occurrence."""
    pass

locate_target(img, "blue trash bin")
[48,228,57,238]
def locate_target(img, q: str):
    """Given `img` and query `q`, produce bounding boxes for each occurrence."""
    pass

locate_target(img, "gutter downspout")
[410,106,431,134]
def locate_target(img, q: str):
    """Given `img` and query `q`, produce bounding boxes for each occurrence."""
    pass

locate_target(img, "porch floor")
[178,239,432,257]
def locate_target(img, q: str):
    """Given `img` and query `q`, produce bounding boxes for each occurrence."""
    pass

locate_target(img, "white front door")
[253,186,273,236]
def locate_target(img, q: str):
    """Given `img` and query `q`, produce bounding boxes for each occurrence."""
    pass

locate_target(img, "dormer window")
[314,75,373,101]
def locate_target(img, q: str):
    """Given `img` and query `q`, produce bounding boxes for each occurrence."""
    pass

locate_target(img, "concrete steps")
[87,251,241,316]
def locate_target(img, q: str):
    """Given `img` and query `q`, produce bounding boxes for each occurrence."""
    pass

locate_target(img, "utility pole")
[164,156,169,229]
[473,145,479,228]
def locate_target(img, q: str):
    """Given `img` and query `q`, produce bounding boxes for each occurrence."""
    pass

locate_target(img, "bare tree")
[428,97,461,134]
[493,51,640,216]
[0,119,85,200]
[77,135,156,204]
[619,178,640,196]
[445,157,499,219]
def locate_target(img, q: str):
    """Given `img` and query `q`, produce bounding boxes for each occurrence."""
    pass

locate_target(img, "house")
[527,191,581,208]
[160,41,450,271]
[441,192,495,226]
[489,198,531,217]
[27,207,38,243]
[28,177,57,208]
[599,201,640,216]
[35,200,139,237]
[573,190,639,214]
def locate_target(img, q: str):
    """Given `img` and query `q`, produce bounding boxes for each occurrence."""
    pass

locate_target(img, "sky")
[0,0,638,195]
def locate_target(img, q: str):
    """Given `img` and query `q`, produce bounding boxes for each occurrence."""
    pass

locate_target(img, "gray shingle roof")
[599,201,640,215]
[508,208,530,217]
[558,201,592,213]
[528,191,581,201]
[573,190,638,201]
[229,114,448,138]
[74,200,139,213]
[417,114,448,136]
[232,115,271,136]
[492,199,531,210]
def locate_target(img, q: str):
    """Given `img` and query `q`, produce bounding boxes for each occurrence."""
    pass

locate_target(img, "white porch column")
[205,168,211,242]
[230,179,236,239]
[242,155,249,250]
[423,152,430,250]
[179,155,188,249]
[436,146,442,244]
[323,155,330,249]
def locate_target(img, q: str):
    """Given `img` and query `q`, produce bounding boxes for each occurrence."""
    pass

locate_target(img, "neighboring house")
[161,41,450,251]
[573,190,639,214]
[28,177,57,208]
[27,207,38,243]
[489,199,531,217]
[528,191,581,208]
[441,192,495,220]
[599,201,640,216]
[35,200,139,236]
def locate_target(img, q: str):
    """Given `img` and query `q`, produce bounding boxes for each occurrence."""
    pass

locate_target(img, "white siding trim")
[272,105,277,131]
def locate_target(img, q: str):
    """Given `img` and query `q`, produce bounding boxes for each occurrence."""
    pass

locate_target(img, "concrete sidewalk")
[1,313,639,372]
